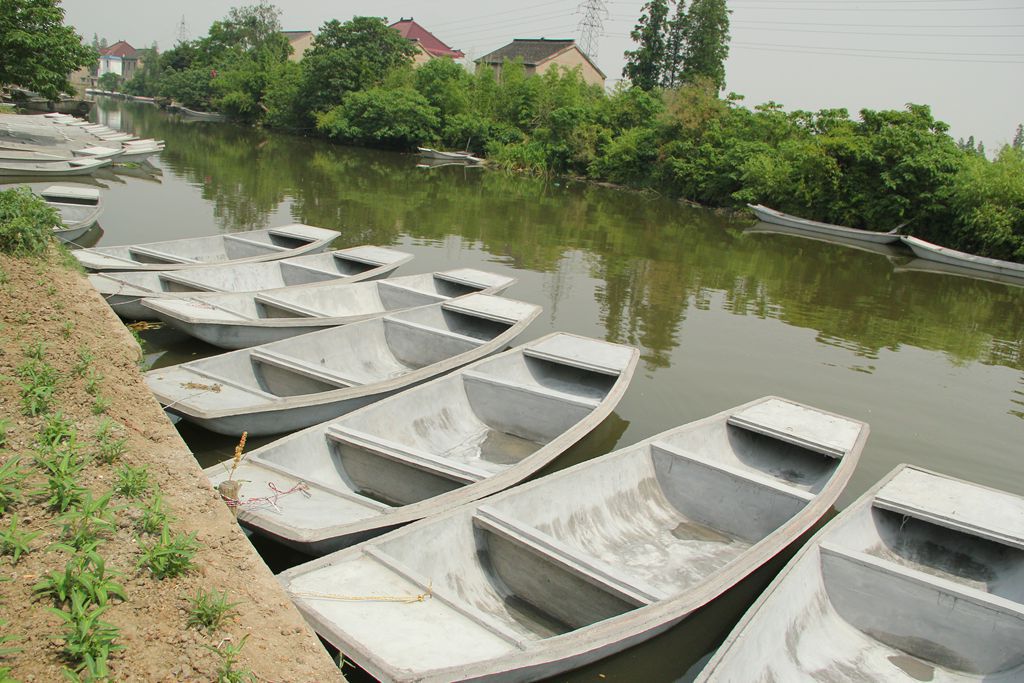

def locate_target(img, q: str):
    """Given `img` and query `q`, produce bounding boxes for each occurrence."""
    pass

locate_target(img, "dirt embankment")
[0,251,343,681]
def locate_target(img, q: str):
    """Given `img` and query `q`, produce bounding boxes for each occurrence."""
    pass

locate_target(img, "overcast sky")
[63,0,1024,148]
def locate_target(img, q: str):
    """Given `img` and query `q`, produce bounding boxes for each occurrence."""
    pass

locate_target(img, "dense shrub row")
[126,6,1024,262]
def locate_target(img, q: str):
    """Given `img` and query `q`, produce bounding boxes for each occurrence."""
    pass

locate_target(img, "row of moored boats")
[75,225,1024,682]
[749,203,1024,286]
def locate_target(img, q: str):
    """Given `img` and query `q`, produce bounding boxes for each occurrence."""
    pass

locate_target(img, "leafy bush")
[316,88,439,150]
[0,187,58,257]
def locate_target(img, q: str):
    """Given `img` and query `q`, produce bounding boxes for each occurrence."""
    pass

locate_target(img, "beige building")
[282,31,314,61]
[476,39,606,87]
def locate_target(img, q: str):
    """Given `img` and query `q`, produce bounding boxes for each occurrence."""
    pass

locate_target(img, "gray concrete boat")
[698,465,1024,682]
[145,294,541,436]
[901,235,1024,285]
[89,245,413,320]
[278,396,865,681]
[72,224,339,272]
[0,156,110,177]
[749,204,902,245]
[142,269,517,349]
[41,185,104,244]
[205,332,639,555]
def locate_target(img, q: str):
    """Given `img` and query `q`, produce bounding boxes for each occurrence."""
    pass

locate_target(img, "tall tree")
[0,0,96,98]
[1013,124,1024,151]
[661,1,688,88]
[623,0,670,90]
[681,0,730,90]
[301,17,416,114]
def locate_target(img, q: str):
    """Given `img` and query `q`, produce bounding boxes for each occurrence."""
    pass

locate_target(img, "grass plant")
[137,523,198,579]
[49,591,123,675]
[22,340,46,361]
[83,368,103,396]
[57,491,118,550]
[34,545,126,607]
[34,447,87,512]
[208,635,254,683]
[90,395,111,416]
[92,422,127,464]
[113,465,150,499]
[62,320,74,339]
[137,491,173,535]
[186,588,240,632]
[37,412,76,449]
[0,457,28,515]
[16,358,59,416]
[72,347,93,378]
[0,514,41,565]
[0,419,9,448]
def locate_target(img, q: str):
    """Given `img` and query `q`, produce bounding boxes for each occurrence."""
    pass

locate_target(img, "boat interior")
[250,273,487,320]
[812,470,1024,678]
[285,400,852,666]
[98,227,317,265]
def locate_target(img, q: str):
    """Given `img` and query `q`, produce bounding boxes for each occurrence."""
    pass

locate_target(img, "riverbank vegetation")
[121,2,1024,262]
[0,190,338,681]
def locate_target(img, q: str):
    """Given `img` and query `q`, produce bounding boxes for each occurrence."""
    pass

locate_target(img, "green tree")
[623,0,670,90]
[661,1,688,88]
[681,0,731,90]
[1012,124,1023,151]
[302,17,417,115]
[97,72,120,91]
[316,87,438,149]
[0,0,96,98]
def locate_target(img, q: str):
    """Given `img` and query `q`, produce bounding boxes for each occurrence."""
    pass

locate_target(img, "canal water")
[26,100,1024,680]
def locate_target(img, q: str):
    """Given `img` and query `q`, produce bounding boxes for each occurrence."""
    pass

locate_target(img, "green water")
[43,100,1024,680]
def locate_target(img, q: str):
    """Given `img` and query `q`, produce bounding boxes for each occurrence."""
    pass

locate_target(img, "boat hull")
[749,204,902,245]
[901,235,1024,284]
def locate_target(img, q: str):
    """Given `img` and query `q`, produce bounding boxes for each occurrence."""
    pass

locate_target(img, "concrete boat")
[417,147,483,163]
[0,156,110,176]
[141,269,517,349]
[205,332,639,555]
[41,185,104,243]
[698,465,1024,682]
[89,245,413,320]
[146,294,541,436]
[278,396,865,681]
[901,235,1024,285]
[749,204,902,245]
[72,224,338,272]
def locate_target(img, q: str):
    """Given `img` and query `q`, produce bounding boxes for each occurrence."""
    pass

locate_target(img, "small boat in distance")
[417,147,483,164]
[901,235,1024,286]
[72,224,339,272]
[146,293,542,436]
[40,185,103,243]
[698,465,1024,682]
[748,204,903,245]
[279,396,865,681]
[89,245,413,320]
[207,332,639,555]
[177,106,227,123]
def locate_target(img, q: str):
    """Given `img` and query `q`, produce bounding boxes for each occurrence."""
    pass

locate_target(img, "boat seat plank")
[461,370,602,411]
[127,245,201,264]
[523,335,634,376]
[332,248,393,266]
[249,348,358,388]
[156,272,224,292]
[383,318,485,348]
[376,280,450,303]
[182,366,279,400]
[727,398,861,459]
[223,234,289,252]
[441,295,535,325]
[473,505,667,607]
[873,468,1024,550]
[651,441,815,504]
[363,546,527,649]
[252,293,322,318]
[238,459,391,513]
[820,543,1024,619]
[326,425,490,485]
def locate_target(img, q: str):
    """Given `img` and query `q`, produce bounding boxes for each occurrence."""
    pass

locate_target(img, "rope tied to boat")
[289,583,433,604]
[219,480,311,513]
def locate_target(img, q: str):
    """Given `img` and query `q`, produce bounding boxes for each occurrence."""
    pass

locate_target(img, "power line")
[733,41,1024,63]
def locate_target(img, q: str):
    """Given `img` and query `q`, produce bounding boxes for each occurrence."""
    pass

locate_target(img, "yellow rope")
[290,585,432,604]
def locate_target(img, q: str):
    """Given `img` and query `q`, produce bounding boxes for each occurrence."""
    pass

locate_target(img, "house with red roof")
[98,40,139,81]
[389,18,465,65]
